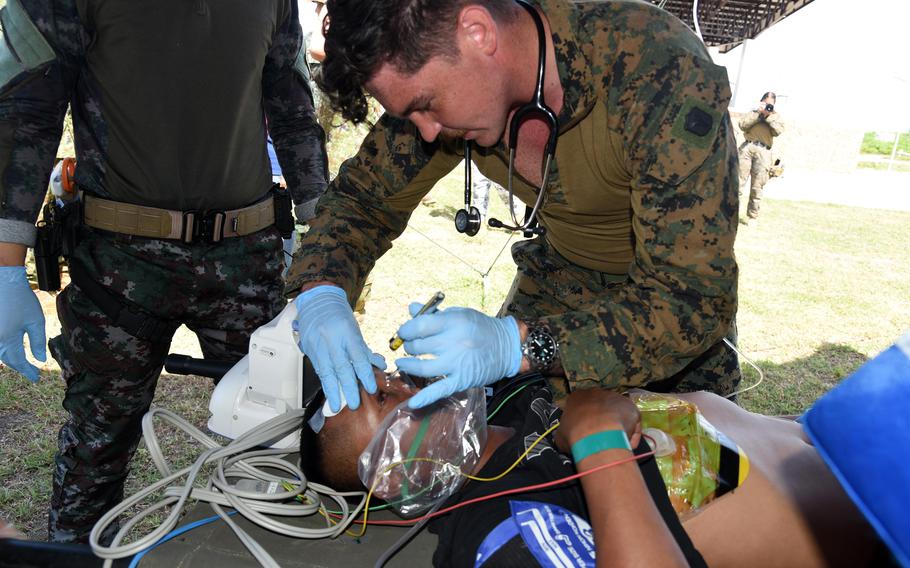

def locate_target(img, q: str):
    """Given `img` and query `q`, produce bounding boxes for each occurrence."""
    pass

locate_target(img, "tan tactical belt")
[82,194,276,244]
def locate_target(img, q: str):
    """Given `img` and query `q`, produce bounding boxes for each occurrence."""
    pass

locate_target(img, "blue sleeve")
[266,135,282,178]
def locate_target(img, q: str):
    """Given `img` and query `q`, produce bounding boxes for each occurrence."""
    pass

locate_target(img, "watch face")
[527,328,557,367]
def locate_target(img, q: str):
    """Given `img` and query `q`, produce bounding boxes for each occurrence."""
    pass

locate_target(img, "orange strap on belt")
[61,157,76,194]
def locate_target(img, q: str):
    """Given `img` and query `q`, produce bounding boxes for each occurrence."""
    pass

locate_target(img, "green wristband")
[571,430,632,463]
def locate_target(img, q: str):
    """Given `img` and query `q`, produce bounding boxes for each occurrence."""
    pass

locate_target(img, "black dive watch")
[521,326,559,372]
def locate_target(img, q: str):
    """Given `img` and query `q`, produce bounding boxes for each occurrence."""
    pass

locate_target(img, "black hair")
[299,390,330,487]
[761,92,777,103]
[319,0,518,123]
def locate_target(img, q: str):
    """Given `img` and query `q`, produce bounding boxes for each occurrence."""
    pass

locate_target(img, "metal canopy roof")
[649,0,817,52]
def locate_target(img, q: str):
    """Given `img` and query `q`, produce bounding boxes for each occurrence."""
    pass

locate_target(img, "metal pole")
[732,39,748,109]
[481,273,489,312]
[888,131,900,172]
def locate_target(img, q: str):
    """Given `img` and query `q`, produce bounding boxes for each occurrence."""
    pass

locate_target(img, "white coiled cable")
[89,406,366,568]
[723,337,766,398]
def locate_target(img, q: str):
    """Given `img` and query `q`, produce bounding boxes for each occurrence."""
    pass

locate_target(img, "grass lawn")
[2,169,909,540]
[857,160,910,173]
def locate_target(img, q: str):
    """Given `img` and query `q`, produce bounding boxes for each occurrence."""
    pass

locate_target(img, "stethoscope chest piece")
[454,205,482,236]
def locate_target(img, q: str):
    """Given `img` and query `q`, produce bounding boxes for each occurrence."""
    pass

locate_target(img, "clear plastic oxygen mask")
[358,385,487,517]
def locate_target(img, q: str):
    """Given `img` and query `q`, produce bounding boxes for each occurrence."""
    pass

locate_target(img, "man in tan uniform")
[738,92,784,223]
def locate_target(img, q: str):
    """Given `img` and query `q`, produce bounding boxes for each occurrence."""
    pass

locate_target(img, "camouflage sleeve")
[0,0,83,246]
[263,0,328,217]
[767,113,785,137]
[738,110,761,131]
[535,53,739,390]
[284,114,461,302]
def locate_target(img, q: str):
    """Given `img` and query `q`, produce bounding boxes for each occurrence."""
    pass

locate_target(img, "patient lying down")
[300,368,880,568]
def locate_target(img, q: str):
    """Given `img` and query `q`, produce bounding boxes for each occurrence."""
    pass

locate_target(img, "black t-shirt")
[429,385,706,568]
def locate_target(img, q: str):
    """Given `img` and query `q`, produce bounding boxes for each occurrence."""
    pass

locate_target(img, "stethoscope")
[454,0,559,238]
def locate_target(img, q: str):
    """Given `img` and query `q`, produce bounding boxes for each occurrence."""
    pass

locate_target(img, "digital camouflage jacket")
[0,0,328,247]
[287,0,740,389]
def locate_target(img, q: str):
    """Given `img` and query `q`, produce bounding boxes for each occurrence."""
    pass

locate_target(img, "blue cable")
[127,511,237,568]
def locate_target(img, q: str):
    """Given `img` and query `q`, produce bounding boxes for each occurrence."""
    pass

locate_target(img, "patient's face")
[313,370,487,500]
[320,368,420,464]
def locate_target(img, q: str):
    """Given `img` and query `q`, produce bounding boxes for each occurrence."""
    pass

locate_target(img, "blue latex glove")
[0,266,47,382]
[292,285,384,412]
[395,303,521,409]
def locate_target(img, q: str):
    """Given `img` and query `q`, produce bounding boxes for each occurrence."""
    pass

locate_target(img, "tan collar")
[533,0,598,132]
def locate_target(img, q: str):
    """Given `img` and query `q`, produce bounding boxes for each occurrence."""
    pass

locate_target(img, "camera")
[764,103,775,112]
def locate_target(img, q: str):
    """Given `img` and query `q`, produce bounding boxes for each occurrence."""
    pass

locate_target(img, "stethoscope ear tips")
[454,206,482,237]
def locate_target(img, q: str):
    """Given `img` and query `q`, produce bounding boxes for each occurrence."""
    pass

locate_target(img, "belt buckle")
[183,210,226,243]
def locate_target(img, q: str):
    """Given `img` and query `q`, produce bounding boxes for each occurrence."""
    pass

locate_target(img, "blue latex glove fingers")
[344,330,378,396]
[407,299,443,318]
[2,317,48,381]
[400,307,522,408]
[293,285,378,412]
[407,302,425,318]
[397,311,448,344]
[327,341,363,411]
[369,352,387,371]
[408,375,466,409]
[394,353,452,380]
[351,345,378,395]
[0,267,47,382]
[305,335,342,412]
[26,318,47,363]
[400,334,447,358]
[0,340,41,382]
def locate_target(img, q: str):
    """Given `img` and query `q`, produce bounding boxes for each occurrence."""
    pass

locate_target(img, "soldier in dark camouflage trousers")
[0,0,327,543]
[48,228,286,542]
[286,0,741,410]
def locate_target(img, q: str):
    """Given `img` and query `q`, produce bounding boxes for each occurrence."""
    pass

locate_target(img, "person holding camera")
[738,92,785,224]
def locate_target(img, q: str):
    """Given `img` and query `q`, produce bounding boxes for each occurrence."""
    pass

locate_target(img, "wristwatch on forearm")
[521,326,559,373]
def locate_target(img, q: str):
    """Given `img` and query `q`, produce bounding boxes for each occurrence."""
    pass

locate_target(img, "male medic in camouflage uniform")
[0,0,327,542]
[286,0,740,414]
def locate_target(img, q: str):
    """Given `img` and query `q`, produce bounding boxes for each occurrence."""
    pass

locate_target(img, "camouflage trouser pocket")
[648,320,741,397]
[48,334,70,382]
[47,316,162,544]
[47,223,285,543]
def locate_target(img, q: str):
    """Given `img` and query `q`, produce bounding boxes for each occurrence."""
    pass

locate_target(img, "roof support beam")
[649,0,816,48]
